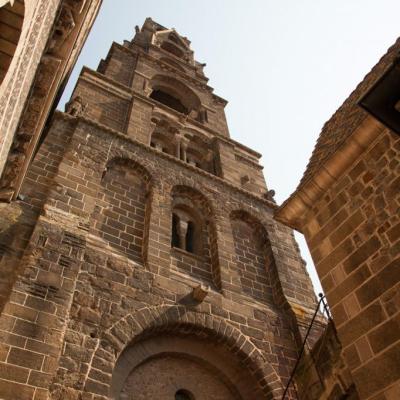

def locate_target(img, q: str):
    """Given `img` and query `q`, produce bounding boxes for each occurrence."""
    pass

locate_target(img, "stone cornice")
[275,116,385,231]
[55,111,277,211]
[234,153,264,170]
[78,67,262,159]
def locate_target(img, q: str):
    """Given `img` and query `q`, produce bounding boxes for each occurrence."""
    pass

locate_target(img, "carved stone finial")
[192,284,209,302]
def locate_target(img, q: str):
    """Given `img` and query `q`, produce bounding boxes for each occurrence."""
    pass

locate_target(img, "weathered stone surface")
[0,18,319,400]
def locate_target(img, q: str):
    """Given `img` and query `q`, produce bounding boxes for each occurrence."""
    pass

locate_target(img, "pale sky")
[59,0,400,296]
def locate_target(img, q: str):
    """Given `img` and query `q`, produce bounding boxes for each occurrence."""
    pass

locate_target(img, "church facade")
[0,18,322,399]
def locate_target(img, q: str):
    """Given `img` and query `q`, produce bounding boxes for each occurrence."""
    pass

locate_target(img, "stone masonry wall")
[72,78,130,132]
[230,214,273,305]
[98,44,137,87]
[0,20,321,399]
[91,158,151,263]
[71,43,269,196]
[301,128,400,400]
[0,113,318,399]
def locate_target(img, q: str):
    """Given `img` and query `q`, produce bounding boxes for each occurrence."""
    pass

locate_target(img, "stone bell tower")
[0,18,319,399]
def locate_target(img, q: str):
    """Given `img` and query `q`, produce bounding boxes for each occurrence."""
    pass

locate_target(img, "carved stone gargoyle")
[47,6,76,53]
[65,96,87,117]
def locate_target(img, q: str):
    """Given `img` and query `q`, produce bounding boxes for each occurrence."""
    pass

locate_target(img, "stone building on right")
[276,39,400,399]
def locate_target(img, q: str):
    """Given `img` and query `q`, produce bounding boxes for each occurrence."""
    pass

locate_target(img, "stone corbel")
[192,284,209,302]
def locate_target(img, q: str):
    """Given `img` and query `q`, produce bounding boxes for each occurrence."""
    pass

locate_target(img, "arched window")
[182,132,216,174]
[170,207,200,255]
[149,117,177,156]
[185,147,203,169]
[175,389,195,400]
[150,89,188,114]
[148,75,200,116]
[0,0,24,85]
[170,186,219,287]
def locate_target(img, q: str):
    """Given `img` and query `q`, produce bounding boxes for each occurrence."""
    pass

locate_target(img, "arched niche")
[111,335,264,400]
[229,210,275,305]
[99,306,282,399]
[171,185,220,288]
[149,74,201,115]
[0,0,24,85]
[150,129,175,155]
[184,132,215,173]
[91,158,152,263]
[149,115,178,156]
[171,204,203,255]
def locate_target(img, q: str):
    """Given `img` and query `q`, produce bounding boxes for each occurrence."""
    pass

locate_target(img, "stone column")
[175,136,181,159]
[177,219,189,250]
[181,138,189,162]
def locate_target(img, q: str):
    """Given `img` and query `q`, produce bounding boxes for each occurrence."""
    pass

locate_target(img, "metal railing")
[281,293,332,400]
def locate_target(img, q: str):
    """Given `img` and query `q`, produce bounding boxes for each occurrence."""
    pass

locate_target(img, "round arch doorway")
[111,335,265,400]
